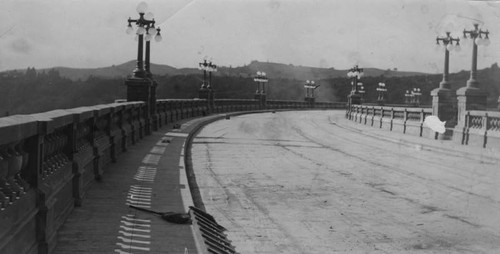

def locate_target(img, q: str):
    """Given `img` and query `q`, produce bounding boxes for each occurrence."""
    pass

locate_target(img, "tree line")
[1,64,498,116]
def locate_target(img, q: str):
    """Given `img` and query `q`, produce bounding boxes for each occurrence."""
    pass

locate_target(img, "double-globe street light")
[376,82,387,105]
[435,32,461,88]
[431,32,460,127]
[126,2,162,79]
[124,2,163,131]
[455,23,491,126]
[254,71,268,108]
[411,88,422,106]
[198,58,217,107]
[346,65,364,108]
[462,23,490,89]
[198,59,217,89]
[304,80,320,103]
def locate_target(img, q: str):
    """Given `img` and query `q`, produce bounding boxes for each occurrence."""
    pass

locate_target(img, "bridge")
[1,88,499,253]
[1,3,499,252]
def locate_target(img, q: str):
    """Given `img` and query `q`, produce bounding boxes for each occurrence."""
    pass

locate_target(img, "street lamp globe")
[145,12,154,20]
[136,2,148,14]
[148,26,157,35]
[136,26,146,35]
[126,24,134,34]
[154,28,162,42]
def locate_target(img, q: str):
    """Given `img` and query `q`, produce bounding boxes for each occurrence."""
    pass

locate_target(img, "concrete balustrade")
[456,110,500,148]
[0,98,341,254]
[347,104,500,150]
[348,105,433,137]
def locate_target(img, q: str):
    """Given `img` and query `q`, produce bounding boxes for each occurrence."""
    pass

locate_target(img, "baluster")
[15,142,30,192]
[0,149,13,209]
[7,145,24,197]
[0,149,18,202]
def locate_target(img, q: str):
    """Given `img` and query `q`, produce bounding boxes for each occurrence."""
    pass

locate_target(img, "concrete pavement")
[191,110,500,253]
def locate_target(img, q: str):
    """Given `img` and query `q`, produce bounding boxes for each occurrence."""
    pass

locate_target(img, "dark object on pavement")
[129,205,191,224]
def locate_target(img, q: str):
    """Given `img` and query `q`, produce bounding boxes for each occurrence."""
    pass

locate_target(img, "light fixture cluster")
[126,2,162,42]
[347,65,364,79]
[376,82,387,93]
[463,24,490,46]
[436,32,461,52]
[199,59,217,73]
[254,71,268,83]
[304,80,319,89]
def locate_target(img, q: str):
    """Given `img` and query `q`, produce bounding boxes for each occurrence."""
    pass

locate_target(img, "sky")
[1,0,499,73]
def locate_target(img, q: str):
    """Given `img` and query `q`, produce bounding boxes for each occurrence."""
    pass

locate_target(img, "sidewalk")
[331,113,500,162]
[54,114,228,254]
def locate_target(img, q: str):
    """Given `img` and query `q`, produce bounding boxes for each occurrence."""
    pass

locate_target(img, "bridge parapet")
[348,104,500,150]
[0,101,146,254]
[348,105,433,136]
[0,98,342,254]
[456,110,500,148]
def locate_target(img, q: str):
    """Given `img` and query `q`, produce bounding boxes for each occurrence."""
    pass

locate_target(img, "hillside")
[3,60,429,81]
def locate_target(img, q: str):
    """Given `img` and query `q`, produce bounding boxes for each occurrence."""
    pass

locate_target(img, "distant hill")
[3,60,429,81]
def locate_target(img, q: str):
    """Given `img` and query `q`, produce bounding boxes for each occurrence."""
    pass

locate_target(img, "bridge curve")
[191,110,500,253]
[0,99,342,254]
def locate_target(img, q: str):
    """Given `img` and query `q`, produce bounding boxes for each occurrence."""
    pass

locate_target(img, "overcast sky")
[1,0,499,73]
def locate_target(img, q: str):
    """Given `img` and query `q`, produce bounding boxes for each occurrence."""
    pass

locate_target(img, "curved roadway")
[191,110,500,253]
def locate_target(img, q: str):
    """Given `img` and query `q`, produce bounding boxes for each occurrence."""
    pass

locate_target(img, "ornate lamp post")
[411,88,422,106]
[124,2,163,133]
[456,23,491,127]
[198,58,217,109]
[431,32,460,129]
[199,59,209,90]
[358,84,365,103]
[462,24,490,88]
[254,71,268,108]
[405,90,412,105]
[346,65,364,109]
[435,32,461,88]
[125,2,162,78]
[304,80,320,104]
[376,82,387,105]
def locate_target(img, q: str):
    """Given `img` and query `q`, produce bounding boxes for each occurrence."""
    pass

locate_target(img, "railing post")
[390,108,394,131]
[403,108,408,134]
[483,112,488,148]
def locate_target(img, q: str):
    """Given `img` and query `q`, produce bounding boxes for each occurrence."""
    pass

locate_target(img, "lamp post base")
[125,78,154,134]
[456,86,487,127]
[431,87,457,140]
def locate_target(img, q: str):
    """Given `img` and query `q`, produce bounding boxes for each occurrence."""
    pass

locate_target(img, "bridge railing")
[0,98,342,254]
[459,110,500,148]
[348,104,433,137]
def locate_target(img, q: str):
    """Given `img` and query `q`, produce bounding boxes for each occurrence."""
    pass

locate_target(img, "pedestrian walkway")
[53,114,228,254]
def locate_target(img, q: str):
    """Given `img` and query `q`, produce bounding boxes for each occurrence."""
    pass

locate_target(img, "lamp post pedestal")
[198,86,211,111]
[431,86,457,139]
[126,78,154,134]
[456,86,487,127]
[347,93,361,119]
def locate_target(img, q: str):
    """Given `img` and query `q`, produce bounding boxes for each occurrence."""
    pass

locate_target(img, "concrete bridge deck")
[52,109,499,253]
[191,110,500,253]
